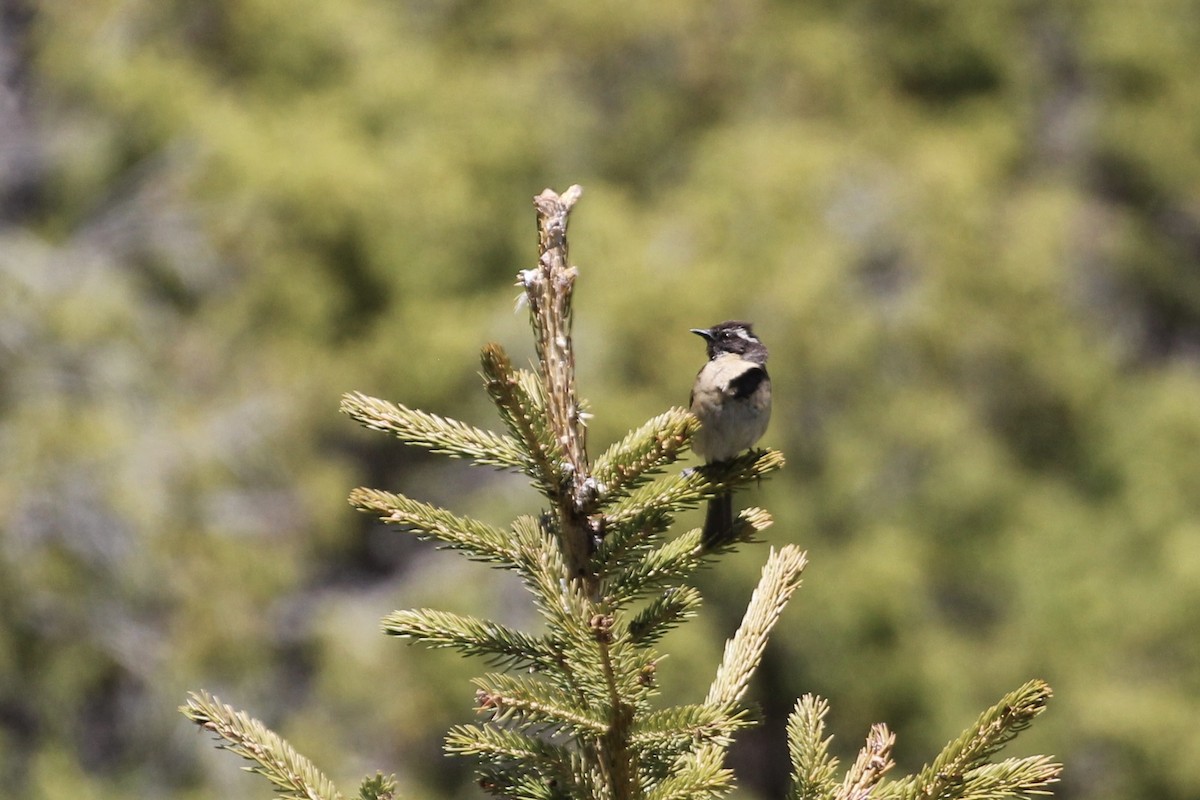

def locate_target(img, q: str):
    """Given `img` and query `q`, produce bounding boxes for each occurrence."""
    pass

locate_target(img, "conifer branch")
[605,449,785,526]
[893,681,1056,800]
[590,507,674,577]
[474,672,609,736]
[357,773,398,800]
[445,724,576,772]
[626,586,703,646]
[592,617,642,800]
[644,746,735,800]
[480,342,564,497]
[340,391,529,472]
[630,705,752,751]
[181,691,344,800]
[602,508,773,601]
[651,548,807,800]
[601,524,701,601]
[959,756,1061,800]
[509,515,594,629]
[474,766,584,800]
[187,185,1060,800]
[787,695,840,800]
[349,487,520,564]
[706,545,808,710]
[593,408,698,501]
[836,724,896,800]
[381,608,560,670]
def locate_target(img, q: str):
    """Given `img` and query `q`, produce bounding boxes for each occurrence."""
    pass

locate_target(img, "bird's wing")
[727,364,768,399]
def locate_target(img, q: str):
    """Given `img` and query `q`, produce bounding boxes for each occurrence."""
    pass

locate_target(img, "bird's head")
[691,320,768,364]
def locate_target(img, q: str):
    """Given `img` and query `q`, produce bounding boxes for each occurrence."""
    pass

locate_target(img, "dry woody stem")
[521,185,596,579]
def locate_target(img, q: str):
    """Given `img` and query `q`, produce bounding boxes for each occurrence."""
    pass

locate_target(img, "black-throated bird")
[688,321,772,544]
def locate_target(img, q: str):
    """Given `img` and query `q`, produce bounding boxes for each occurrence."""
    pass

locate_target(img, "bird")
[688,320,772,544]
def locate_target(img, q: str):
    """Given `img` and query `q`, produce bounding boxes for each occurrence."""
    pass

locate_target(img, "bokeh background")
[3,1,1199,798]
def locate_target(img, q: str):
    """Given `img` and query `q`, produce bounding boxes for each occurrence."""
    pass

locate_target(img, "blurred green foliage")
[1,1,1199,798]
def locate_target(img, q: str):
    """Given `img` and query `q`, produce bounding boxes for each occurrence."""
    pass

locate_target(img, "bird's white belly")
[691,357,771,462]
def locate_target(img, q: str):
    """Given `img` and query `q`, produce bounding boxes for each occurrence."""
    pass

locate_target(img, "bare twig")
[837,724,896,800]
[521,185,596,580]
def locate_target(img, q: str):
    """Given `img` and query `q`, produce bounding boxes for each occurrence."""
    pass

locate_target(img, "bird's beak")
[690,328,713,340]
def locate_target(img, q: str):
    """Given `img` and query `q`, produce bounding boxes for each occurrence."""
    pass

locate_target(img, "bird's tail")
[702,491,734,547]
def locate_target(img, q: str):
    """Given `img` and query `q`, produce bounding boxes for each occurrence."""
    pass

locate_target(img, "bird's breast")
[689,355,771,462]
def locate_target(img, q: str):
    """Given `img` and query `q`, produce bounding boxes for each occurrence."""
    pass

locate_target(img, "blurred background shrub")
[1,1,1198,798]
